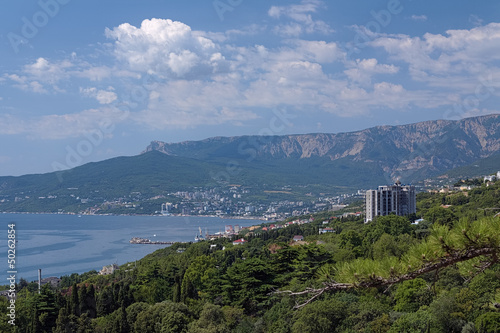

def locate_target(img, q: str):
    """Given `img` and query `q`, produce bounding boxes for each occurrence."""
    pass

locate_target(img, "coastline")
[0,211,268,221]
[0,214,261,282]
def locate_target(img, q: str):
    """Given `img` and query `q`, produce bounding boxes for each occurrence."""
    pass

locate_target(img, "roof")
[233,238,247,244]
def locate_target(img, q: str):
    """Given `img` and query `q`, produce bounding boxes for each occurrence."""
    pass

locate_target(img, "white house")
[99,264,119,275]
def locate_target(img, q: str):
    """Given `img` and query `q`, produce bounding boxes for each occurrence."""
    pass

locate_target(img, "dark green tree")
[37,284,59,332]
[291,299,347,333]
[424,206,456,226]
[53,307,75,333]
[476,312,500,333]
[97,285,114,317]
[223,257,275,314]
[189,303,229,333]
[394,278,433,312]
[70,283,80,317]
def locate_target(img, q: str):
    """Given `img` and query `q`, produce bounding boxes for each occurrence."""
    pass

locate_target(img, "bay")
[0,213,258,282]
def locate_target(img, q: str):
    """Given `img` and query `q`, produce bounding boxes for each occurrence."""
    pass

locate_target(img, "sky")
[1,0,500,176]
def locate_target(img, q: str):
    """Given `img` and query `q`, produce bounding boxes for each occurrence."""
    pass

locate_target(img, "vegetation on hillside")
[0,151,373,214]
[445,153,500,180]
[2,178,500,332]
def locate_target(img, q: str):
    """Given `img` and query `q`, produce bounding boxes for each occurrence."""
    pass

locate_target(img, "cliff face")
[144,114,500,182]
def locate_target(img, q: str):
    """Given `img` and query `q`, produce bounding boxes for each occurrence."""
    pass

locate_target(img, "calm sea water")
[0,213,258,282]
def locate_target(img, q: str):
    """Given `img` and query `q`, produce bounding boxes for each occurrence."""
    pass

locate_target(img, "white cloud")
[134,79,258,128]
[0,107,128,140]
[96,90,118,105]
[291,40,344,63]
[268,0,334,37]
[243,60,336,109]
[410,15,427,22]
[80,87,118,104]
[469,14,483,27]
[76,66,113,81]
[23,57,72,84]
[4,73,48,94]
[335,81,450,115]
[6,57,111,93]
[105,18,227,78]
[459,108,500,119]
[29,81,47,94]
[195,24,265,43]
[371,23,500,102]
[6,13,500,139]
[344,58,399,85]
[371,23,500,75]
[273,23,304,38]
[106,18,455,126]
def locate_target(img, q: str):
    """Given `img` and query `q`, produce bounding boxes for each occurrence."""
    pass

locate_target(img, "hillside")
[443,153,500,179]
[145,114,500,182]
[4,178,500,332]
[0,152,228,212]
[1,114,500,213]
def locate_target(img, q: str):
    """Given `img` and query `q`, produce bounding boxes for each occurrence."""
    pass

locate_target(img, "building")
[484,175,496,183]
[99,264,119,276]
[293,235,304,242]
[365,181,416,223]
[319,227,335,234]
[41,277,61,288]
[233,238,247,245]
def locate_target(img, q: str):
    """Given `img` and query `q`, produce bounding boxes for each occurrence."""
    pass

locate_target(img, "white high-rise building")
[365,181,416,223]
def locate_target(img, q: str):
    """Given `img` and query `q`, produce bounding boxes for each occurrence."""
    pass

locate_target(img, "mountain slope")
[443,153,500,179]
[144,114,500,182]
[0,152,232,212]
[1,114,500,213]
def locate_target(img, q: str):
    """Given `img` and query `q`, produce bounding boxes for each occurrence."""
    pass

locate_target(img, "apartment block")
[365,181,416,223]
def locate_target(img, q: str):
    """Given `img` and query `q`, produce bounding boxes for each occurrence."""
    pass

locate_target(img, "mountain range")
[144,113,500,183]
[1,114,499,213]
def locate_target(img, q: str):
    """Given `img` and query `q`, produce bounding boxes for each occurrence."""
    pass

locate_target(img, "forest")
[1,179,500,332]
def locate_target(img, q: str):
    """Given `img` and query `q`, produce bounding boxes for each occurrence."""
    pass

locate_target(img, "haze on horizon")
[1,0,500,176]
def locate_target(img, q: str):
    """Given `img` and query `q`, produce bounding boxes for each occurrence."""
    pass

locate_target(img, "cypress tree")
[119,302,129,333]
[97,285,114,317]
[71,283,79,317]
[79,284,88,316]
[86,285,97,318]
[53,308,70,333]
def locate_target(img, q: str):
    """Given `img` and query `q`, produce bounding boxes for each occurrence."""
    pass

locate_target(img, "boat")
[129,237,177,245]
[194,227,205,242]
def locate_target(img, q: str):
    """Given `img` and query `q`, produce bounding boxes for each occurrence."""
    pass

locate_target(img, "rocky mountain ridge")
[144,114,500,182]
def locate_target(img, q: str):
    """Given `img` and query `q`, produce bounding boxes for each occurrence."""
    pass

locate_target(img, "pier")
[129,237,181,245]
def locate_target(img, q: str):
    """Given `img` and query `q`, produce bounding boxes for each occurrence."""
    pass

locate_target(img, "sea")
[0,213,259,282]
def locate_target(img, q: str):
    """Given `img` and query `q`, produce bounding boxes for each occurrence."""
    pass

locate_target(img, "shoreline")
[0,213,265,283]
[0,211,268,221]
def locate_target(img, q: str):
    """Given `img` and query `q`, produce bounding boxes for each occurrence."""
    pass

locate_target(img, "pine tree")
[279,217,500,309]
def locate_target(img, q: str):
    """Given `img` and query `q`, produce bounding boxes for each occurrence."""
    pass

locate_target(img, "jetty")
[129,237,180,245]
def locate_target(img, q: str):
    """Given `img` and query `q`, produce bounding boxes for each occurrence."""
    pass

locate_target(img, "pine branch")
[275,246,498,309]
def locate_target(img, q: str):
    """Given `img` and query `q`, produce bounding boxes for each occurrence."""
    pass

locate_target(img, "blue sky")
[1,0,500,176]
